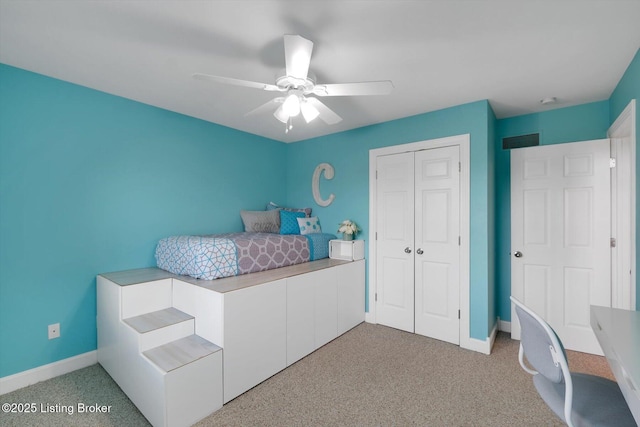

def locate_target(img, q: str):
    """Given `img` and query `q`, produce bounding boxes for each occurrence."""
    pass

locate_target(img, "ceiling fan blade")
[306,97,342,125]
[284,35,313,80]
[312,80,394,97]
[192,73,281,91]
[244,98,284,117]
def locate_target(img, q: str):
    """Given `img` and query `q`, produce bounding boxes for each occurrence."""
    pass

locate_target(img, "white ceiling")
[1,1,639,143]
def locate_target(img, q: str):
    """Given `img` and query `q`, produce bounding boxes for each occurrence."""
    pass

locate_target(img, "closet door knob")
[416,248,424,255]
[514,251,523,258]
[404,247,412,254]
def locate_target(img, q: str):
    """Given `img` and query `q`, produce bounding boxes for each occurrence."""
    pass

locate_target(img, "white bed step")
[124,307,196,352]
[143,334,222,374]
[123,307,193,333]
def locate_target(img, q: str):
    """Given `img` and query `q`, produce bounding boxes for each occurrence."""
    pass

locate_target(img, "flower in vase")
[338,219,360,236]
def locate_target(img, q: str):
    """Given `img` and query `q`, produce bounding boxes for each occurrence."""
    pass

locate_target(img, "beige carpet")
[0,323,615,426]
[197,323,613,426]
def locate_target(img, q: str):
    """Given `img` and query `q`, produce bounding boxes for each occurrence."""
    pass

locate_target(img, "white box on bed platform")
[329,239,365,261]
[97,257,365,426]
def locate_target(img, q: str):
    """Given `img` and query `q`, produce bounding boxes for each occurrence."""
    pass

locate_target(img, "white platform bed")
[97,258,365,427]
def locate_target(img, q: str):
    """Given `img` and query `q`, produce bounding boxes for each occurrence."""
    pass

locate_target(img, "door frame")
[368,134,472,350]
[608,99,637,310]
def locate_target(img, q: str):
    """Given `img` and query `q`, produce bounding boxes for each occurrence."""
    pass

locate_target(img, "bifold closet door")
[375,146,461,344]
[375,152,415,333]
[414,146,460,345]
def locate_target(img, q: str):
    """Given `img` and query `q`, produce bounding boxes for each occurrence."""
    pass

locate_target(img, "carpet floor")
[0,323,615,426]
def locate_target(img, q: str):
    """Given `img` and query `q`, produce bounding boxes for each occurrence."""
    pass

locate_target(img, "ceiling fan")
[193,35,394,133]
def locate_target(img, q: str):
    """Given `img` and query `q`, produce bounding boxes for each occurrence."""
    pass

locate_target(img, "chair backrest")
[511,297,568,384]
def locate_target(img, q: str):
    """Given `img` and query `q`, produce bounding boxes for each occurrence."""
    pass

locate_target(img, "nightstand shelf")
[329,239,365,261]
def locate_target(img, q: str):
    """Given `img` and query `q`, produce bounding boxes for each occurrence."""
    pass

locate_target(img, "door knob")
[404,247,412,254]
[416,248,424,255]
[514,251,523,258]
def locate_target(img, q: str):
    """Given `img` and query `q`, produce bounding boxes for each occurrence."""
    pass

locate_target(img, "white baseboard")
[365,312,375,324]
[462,322,498,355]
[498,318,511,333]
[0,351,97,395]
[367,315,499,356]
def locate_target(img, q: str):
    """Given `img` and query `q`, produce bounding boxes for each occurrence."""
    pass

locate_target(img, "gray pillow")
[266,201,312,217]
[240,210,280,233]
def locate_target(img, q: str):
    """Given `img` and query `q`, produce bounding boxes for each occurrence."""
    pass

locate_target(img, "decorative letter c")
[312,163,335,207]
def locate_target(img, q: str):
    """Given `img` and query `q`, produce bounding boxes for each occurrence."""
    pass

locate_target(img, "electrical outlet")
[48,323,60,339]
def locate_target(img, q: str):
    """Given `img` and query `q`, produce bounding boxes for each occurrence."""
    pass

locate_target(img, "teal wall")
[0,64,287,378]
[495,48,640,322]
[494,101,610,322]
[1,47,637,379]
[286,100,495,340]
[609,48,640,309]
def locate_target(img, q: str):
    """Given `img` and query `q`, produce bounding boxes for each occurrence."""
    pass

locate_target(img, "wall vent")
[502,133,539,150]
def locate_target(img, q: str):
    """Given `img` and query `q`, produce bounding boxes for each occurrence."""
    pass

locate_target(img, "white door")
[414,146,460,344]
[376,147,460,344]
[511,139,610,355]
[375,152,415,332]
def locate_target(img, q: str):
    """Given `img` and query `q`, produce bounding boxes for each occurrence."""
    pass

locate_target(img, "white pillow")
[297,216,322,235]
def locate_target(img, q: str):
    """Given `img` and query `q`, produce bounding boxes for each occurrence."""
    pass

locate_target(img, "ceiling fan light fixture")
[301,99,320,123]
[282,93,301,117]
[273,105,289,123]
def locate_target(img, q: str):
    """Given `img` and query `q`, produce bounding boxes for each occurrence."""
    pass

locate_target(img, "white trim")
[0,351,97,395]
[498,318,511,333]
[609,99,635,136]
[368,134,473,351]
[608,99,637,310]
[465,322,498,355]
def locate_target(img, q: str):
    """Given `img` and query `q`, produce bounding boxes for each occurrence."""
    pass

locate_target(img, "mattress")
[155,232,336,280]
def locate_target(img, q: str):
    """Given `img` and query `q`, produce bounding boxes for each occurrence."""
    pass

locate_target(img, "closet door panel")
[375,152,415,333]
[414,146,460,344]
[420,261,450,316]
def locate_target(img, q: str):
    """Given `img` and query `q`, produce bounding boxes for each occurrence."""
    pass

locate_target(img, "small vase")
[342,233,353,241]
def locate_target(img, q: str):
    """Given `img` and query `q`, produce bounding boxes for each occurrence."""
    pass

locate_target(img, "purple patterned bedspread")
[155,232,335,280]
[215,232,310,275]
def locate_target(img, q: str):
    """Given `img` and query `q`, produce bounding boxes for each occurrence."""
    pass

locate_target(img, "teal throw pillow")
[280,210,306,235]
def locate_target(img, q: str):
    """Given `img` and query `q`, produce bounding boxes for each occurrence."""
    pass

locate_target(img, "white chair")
[510,296,636,427]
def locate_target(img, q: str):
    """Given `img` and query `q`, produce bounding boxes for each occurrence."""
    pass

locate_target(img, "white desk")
[591,305,640,424]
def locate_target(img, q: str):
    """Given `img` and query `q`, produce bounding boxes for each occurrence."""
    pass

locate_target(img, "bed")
[155,232,336,280]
